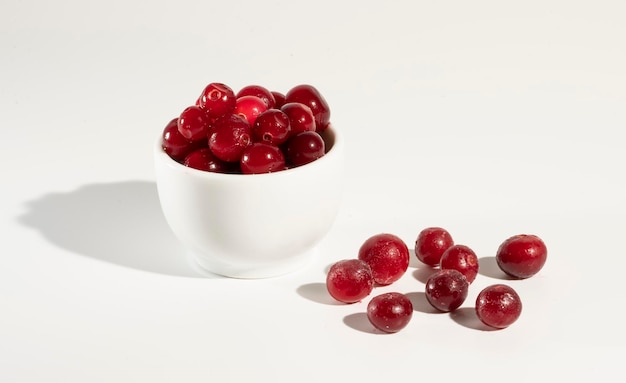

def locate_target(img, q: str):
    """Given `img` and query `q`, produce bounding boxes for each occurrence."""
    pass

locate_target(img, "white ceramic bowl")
[154,126,344,278]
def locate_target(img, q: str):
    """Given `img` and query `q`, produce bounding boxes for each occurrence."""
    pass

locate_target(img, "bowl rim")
[155,124,343,180]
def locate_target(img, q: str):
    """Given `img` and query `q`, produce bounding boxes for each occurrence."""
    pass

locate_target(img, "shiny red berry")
[440,244,479,284]
[367,292,413,333]
[475,284,522,329]
[496,234,547,279]
[239,142,286,174]
[284,84,331,132]
[251,109,291,145]
[415,227,454,266]
[237,85,276,109]
[271,91,286,108]
[286,131,325,167]
[183,148,229,173]
[358,233,409,286]
[196,82,236,119]
[234,95,268,126]
[424,269,469,312]
[208,114,252,162]
[326,259,374,304]
[161,117,205,162]
[177,105,210,141]
[281,102,316,136]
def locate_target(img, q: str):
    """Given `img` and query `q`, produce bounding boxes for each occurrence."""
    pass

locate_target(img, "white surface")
[1,0,625,382]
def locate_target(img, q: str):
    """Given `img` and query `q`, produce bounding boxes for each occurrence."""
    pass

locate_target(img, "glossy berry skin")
[271,91,286,108]
[286,131,325,167]
[196,82,236,119]
[475,284,522,329]
[326,259,374,304]
[285,84,331,132]
[178,105,210,141]
[424,269,469,312]
[234,95,269,126]
[162,118,205,162]
[367,292,413,333]
[237,85,276,109]
[252,109,291,145]
[496,234,547,279]
[208,114,252,162]
[239,142,286,174]
[415,227,454,267]
[358,233,410,286]
[440,244,479,284]
[183,148,228,173]
[281,102,316,136]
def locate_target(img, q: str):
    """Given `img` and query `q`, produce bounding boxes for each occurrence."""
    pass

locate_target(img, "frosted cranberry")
[496,234,547,279]
[252,109,291,145]
[177,105,210,141]
[281,102,316,135]
[239,142,286,174]
[234,95,268,126]
[476,284,522,329]
[183,148,228,173]
[237,85,276,109]
[415,227,454,266]
[285,84,331,132]
[196,82,236,119]
[440,244,479,284]
[358,233,409,286]
[286,131,325,167]
[326,259,374,304]
[161,118,205,162]
[208,114,252,162]
[424,269,469,312]
[271,91,286,108]
[367,292,413,333]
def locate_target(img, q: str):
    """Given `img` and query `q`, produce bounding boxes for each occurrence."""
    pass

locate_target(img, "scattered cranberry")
[358,233,409,286]
[286,131,326,167]
[440,244,479,284]
[424,269,469,312]
[326,259,374,304]
[240,142,286,174]
[237,85,276,109]
[234,95,268,126]
[196,82,236,119]
[367,292,413,333]
[281,102,316,136]
[285,84,331,132]
[475,284,522,329]
[161,118,205,162]
[177,105,210,141]
[183,148,229,173]
[251,109,291,145]
[415,227,454,267]
[496,234,547,279]
[208,114,252,162]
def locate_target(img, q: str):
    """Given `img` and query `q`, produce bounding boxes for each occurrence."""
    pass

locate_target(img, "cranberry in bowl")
[154,83,343,278]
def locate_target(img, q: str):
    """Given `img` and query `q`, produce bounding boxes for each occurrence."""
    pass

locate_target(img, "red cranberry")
[367,292,413,333]
[208,114,252,162]
[177,105,210,141]
[440,244,479,284]
[234,95,268,126]
[161,118,205,162]
[271,91,286,108]
[496,234,547,279]
[326,259,374,304]
[424,269,469,312]
[357,233,409,286]
[285,84,331,132]
[183,148,229,173]
[196,82,236,119]
[239,142,286,174]
[475,284,522,329]
[237,85,276,109]
[251,109,291,145]
[415,227,454,267]
[286,131,325,167]
[281,102,316,136]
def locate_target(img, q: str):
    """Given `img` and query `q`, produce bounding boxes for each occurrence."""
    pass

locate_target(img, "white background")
[2,0,625,382]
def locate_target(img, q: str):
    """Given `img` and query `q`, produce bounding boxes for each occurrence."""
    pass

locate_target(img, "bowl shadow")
[17,180,218,278]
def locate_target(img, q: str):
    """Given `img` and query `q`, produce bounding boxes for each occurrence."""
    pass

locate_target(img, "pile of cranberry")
[326,228,548,333]
[161,83,331,174]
